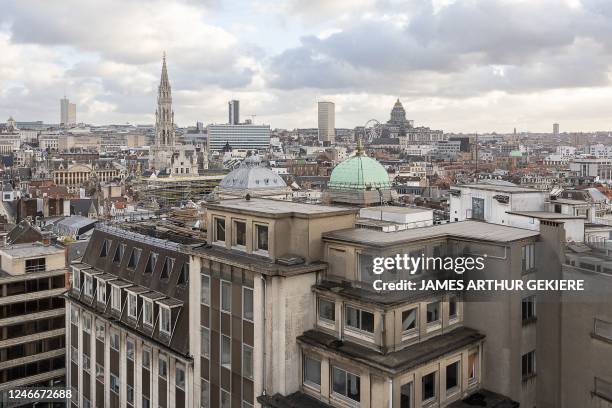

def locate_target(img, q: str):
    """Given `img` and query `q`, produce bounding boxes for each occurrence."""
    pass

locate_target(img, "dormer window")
[233,220,246,247]
[159,306,171,335]
[161,257,174,280]
[113,243,125,264]
[72,267,81,291]
[111,286,121,311]
[402,308,417,334]
[255,224,269,253]
[145,253,157,274]
[214,218,225,243]
[97,279,106,304]
[83,273,94,297]
[128,248,141,270]
[100,239,111,257]
[127,292,137,319]
[177,263,188,286]
[143,299,153,326]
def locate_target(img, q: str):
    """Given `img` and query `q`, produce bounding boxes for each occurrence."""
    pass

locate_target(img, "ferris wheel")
[363,119,383,143]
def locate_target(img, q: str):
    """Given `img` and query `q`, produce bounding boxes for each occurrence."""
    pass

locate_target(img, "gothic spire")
[160,51,170,89]
[155,53,175,147]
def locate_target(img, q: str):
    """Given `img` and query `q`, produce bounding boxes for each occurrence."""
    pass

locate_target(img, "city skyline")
[2,0,612,133]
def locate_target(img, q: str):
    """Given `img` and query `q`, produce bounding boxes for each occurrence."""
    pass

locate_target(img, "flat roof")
[507,211,585,220]
[0,243,65,258]
[361,206,432,214]
[205,198,357,219]
[323,221,539,247]
[457,184,543,193]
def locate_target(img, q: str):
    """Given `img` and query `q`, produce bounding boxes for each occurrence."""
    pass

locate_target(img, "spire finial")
[163,51,166,61]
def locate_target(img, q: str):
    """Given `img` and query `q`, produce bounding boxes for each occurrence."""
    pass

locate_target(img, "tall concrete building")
[553,123,560,135]
[0,239,67,399]
[60,97,77,127]
[228,100,240,125]
[207,123,270,152]
[318,101,335,146]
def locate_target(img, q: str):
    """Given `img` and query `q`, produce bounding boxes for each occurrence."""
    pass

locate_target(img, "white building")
[317,101,335,145]
[60,97,76,126]
[207,123,271,152]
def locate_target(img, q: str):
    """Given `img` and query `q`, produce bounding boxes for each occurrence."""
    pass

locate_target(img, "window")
[100,239,111,257]
[243,287,253,321]
[446,361,459,392]
[111,286,121,311]
[143,299,153,326]
[160,306,171,335]
[522,243,535,272]
[595,377,612,401]
[234,220,246,247]
[95,320,104,340]
[522,295,536,322]
[422,372,436,403]
[402,308,417,333]
[400,382,412,408]
[358,253,375,283]
[128,292,137,319]
[158,354,168,379]
[214,218,226,242]
[255,224,269,251]
[110,373,120,394]
[142,396,150,408]
[109,332,119,351]
[201,379,210,408]
[468,350,478,383]
[161,257,174,280]
[142,348,151,369]
[426,302,440,324]
[25,257,46,273]
[113,243,125,264]
[72,267,80,291]
[96,280,106,304]
[201,274,210,305]
[176,364,186,390]
[332,366,360,402]
[70,307,78,324]
[70,346,78,363]
[95,363,104,382]
[127,385,134,406]
[83,397,91,408]
[522,350,536,379]
[178,263,189,285]
[594,318,612,341]
[221,280,232,313]
[201,326,210,358]
[221,389,231,408]
[318,298,335,323]
[127,339,135,360]
[303,356,321,389]
[345,305,374,333]
[449,296,458,320]
[83,313,91,332]
[243,345,253,379]
[145,252,157,274]
[221,335,231,369]
[84,273,93,297]
[127,248,141,270]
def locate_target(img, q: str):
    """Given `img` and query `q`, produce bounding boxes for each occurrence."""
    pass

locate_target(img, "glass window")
[142,396,150,408]
[215,218,226,242]
[110,373,120,394]
[468,351,478,382]
[111,286,121,311]
[303,356,321,388]
[221,335,231,369]
[71,346,78,363]
[142,348,151,369]
[345,305,374,333]
[358,253,375,283]
[234,221,246,246]
[243,345,253,379]
[83,397,91,408]
[426,302,440,324]
[522,295,536,321]
[84,274,93,297]
[95,363,103,382]
[332,366,360,402]
[201,274,210,305]
[449,296,458,320]
[402,308,417,332]
[422,372,436,402]
[128,293,137,319]
[243,287,253,321]
[145,252,157,274]
[83,353,90,372]
[95,320,104,340]
[127,384,134,406]
[221,280,232,313]
[83,313,91,332]
[70,307,78,324]
[201,326,210,358]
[446,361,459,391]
[400,382,412,408]
[161,257,174,280]
[128,248,141,270]
[72,267,80,290]
[522,350,536,378]
[159,354,168,379]
[221,389,231,408]
[318,298,335,322]
[160,306,171,335]
[176,364,186,390]
[255,224,269,251]
[522,243,535,272]
[110,331,119,351]
[201,380,210,408]
[97,280,106,304]
[143,299,153,326]
[127,339,135,360]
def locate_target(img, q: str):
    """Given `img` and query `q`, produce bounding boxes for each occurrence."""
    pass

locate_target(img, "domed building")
[216,155,292,199]
[324,143,396,206]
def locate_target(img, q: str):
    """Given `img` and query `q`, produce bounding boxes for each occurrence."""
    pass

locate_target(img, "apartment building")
[0,242,68,396]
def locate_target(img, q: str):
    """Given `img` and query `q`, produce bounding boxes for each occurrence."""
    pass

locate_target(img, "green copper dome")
[328,154,391,190]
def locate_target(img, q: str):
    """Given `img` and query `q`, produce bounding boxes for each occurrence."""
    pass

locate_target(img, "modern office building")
[0,240,67,397]
[553,123,560,135]
[207,124,271,152]
[60,97,77,127]
[228,100,240,125]
[318,101,335,146]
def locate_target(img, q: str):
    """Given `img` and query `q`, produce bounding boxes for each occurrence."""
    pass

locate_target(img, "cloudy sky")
[1,0,612,132]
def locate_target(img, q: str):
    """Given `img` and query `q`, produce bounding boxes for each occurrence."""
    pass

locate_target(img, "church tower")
[155,53,175,147]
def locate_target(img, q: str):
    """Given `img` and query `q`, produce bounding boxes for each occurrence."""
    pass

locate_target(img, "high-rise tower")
[155,54,175,147]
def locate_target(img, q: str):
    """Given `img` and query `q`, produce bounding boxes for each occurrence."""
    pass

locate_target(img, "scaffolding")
[135,175,224,207]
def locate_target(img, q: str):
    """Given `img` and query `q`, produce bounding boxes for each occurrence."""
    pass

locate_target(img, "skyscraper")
[553,123,560,135]
[228,100,240,125]
[60,97,76,127]
[155,54,175,147]
[317,101,335,145]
